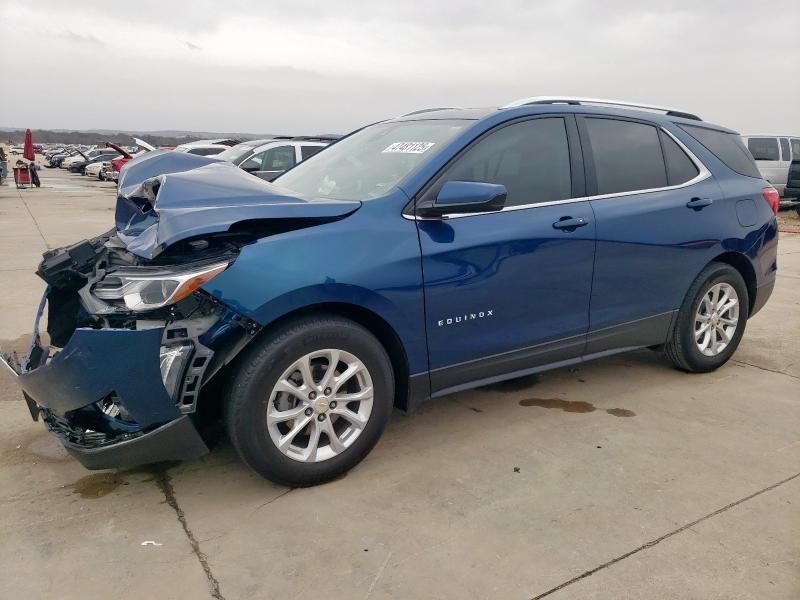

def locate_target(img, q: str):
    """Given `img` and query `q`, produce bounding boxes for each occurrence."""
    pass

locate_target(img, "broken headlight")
[93,262,228,311]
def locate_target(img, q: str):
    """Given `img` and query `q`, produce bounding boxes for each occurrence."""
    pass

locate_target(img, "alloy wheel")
[694,282,739,357]
[266,349,374,462]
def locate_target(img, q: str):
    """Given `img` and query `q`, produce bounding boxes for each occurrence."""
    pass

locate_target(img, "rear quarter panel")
[676,126,779,294]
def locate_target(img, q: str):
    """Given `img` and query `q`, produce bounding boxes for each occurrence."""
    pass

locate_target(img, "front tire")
[664,262,749,372]
[225,315,394,486]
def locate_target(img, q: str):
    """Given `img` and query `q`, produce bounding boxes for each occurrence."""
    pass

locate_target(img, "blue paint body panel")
[109,104,778,405]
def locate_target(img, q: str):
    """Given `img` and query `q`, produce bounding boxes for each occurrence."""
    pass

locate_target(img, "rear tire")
[225,315,394,486]
[664,262,748,372]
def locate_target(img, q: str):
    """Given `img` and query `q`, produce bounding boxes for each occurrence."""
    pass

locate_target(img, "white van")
[741,135,800,196]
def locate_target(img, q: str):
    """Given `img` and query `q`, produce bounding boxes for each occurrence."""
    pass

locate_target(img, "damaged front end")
[1,229,261,470]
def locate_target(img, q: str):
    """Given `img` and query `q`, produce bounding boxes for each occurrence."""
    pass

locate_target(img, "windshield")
[216,142,263,164]
[275,120,470,200]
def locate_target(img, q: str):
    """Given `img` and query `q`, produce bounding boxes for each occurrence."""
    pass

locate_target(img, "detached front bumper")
[2,296,209,470]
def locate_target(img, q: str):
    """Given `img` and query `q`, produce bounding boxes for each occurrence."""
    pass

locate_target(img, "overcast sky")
[1,0,797,135]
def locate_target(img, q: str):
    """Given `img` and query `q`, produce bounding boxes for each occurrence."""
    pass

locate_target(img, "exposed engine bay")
[3,227,263,468]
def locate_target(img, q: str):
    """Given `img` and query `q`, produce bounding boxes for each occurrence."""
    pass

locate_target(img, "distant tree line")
[3,129,212,147]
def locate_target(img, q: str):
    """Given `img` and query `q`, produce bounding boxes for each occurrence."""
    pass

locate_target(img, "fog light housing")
[159,343,193,399]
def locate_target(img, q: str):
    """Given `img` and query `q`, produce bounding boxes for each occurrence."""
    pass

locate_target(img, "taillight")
[762,187,779,215]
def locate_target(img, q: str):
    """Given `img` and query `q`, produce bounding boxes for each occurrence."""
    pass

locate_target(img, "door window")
[779,138,791,161]
[747,137,780,161]
[262,145,296,171]
[791,139,800,159]
[585,118,666,194]
[660,132,699,185]
[433,118,572,207]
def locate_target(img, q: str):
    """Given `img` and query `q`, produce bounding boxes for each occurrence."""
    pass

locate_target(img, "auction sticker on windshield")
[382,142,435,154]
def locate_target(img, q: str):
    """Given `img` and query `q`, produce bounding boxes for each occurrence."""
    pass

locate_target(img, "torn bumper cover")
[1,298,209,470]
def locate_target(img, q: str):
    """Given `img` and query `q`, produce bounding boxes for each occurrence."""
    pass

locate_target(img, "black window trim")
[779,138,791,162]
[576,114,710,202]
[405,114,710,220]
[406,114,584,219]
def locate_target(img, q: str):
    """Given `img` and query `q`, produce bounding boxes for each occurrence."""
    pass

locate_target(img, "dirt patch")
[606,408,636,418]
[519,397,636,417]
[66,472,127,499]
[519,397,595,413]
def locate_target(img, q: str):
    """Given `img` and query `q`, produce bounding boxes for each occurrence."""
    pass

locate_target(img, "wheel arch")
[228,302,413,411]
[708,251,757,313]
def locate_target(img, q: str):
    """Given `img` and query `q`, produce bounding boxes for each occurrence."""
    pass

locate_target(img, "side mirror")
[240,159,260,173]
[417,181,507,218]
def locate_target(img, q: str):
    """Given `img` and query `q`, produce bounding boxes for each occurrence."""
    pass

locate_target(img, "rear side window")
[439,117,572,207]
[660,132,699,185]
[746,137,780,161]
[680,125,762,179]
[779,138,791,161]
[301,145,324,160]
[791,139,800,159]
[585,118,666,194]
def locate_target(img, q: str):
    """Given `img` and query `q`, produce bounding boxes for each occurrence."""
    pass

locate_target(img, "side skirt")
[405,311,676,408]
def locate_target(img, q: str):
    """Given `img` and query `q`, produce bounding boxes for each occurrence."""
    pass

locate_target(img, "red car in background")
[101,138,156,182]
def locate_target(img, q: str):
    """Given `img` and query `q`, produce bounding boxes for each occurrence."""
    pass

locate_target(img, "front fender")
[201,195,428,374]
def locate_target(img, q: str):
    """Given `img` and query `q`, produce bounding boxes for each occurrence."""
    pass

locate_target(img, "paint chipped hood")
[114,151,362,259]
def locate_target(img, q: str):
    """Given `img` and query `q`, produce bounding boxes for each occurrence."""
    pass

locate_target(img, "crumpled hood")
[115,151,361,259]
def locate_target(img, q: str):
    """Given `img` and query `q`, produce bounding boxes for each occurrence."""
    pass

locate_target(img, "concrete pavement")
[1,164,798,599]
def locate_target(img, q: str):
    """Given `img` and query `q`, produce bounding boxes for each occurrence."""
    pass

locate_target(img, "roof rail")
[399,107,461,118]
[500,96,702,121]
[290,135,342,141]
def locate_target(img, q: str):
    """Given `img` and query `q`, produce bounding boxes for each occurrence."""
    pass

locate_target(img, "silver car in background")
[741,134,800,196]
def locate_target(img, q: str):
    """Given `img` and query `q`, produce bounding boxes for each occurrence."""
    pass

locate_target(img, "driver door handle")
[686,197,713,210]
[552,217,589,231]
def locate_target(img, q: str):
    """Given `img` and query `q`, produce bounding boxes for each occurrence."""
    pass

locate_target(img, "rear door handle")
[686,197,713,210]
[553,217,589,231]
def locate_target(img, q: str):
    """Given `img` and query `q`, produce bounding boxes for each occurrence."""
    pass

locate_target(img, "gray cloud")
[0,0,797,135]
[60,29,104,46]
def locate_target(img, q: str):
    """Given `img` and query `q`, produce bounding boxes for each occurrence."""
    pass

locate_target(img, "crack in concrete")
[732,359,800,381]
[529,471,800,600]
[153,466,225,600]
[14,187,50,250]
[251,487,293,514]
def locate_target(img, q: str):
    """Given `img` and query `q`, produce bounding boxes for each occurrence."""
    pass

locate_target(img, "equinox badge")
[437,310,494,327]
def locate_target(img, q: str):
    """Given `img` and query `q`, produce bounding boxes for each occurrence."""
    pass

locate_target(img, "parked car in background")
[786,159,800,202]
[174,139,240,156]
[85,161,107,179]
[100,138,154,181]
[3,97,779,487]
[10,146,25,155]
[47,149,83,168]
[62,149,98,169]
[741,135,800,197]
[69,150,121,175]
[45,150,70,167]
[216,136,339,181]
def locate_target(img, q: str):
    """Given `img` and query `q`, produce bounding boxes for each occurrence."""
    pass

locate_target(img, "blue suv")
[3,97,779,485]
